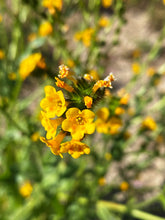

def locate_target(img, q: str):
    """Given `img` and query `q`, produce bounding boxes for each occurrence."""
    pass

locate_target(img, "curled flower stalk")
[40,64,115,158]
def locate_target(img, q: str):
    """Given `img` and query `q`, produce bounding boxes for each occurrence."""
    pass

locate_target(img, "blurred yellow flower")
[163,0,165,5]
[42,0,62,14]
[142,116,157,131]
[108,117,122,135]
[39,21,53,36]
[119,93,130,105]
[60,140,90,159]
[62,108,95,140]
[58,64,69,78]
[40,85,67,118]
[40,131,66,157]
[115,107,125,115]
[19,53,42,80]
[8,72,17,80]
[147,67,155,77]
[19,181,33,198]
[98,16,110,27]
[37,58,46,69]
[67,59,75,68]
[97,107,109,121]
[40,111,63,139]
[84,96,93,108]
[120,181,129,191]
[132,49,141,58]
[31,132,40,142]
[0,14,3,23]
[0,49,5,59]
[98,177,106,186]
[28,33,37,42]
[102,0,113,8]
[89,69,99,80]
[132,62,141,74]
[105,152,112,161]
[74,28,95,47]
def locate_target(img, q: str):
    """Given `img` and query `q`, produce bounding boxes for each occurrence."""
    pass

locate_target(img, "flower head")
[39,21,53,36]
[60,140,90,159]
[62,108,95,140]
[42,0,62,14]
[19,53,42,80]
[102,0,113,8]
[84,96,93,108]
[142,116,157,131]
[0,49,5,60]
[40,111,63,139]
[40,85,66,118]
[19,181,33,198]
[40,131,66,157]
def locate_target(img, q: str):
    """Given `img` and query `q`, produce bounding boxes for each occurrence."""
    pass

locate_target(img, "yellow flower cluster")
[142,116,157,131]
[40,64,115,158]
[42,0,62,14]
[74,28,95,47]
[19,53,43,80]
[96,107,122,135]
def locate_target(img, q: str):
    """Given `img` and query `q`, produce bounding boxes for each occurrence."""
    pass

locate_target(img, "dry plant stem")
[97,201,165,220]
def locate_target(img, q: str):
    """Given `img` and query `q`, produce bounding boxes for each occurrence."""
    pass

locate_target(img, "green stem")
[97,200,165,220]
[0,108,29,136]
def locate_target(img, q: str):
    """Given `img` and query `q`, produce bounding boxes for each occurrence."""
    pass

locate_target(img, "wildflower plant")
[40,64,115,158]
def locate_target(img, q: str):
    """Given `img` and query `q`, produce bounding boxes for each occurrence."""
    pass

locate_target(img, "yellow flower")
[8,72,17,80]
[19,53,42,80]
[147,67,155,76]
[102,0,113,8]
[105,152,112,161]
[40,111,63,139]
[108,117,122,135]
[119,93,130,105]
[142,116,157,131]
[84,74,93,81]
[163,0,165,5]
[39,21,53,36]
[89,69,99,80]
[40,85,67,118]
[67,59,75,68]
[115,107,125,115]
[98,16,110,27]
[19,181,33,198]
[98,177,106,186]
[42,0,62,14]
[0,14,3,23]
[28,33,37,42]
[97,107,109,121]
[74,28,95,47]
[120,181,129,191]
[60,140,90,159]
[31,132,40,142]
[95,108,110,134]
[58,64,69,78]
[55,77,74,92]
[0,49,5,59]
[92,73,115,93]
[132,62,141,75]
[37,58,46,69]
[84,96,93,108]
[132,49,141,58]
[62,108,95,140]
[40,131,66,157]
